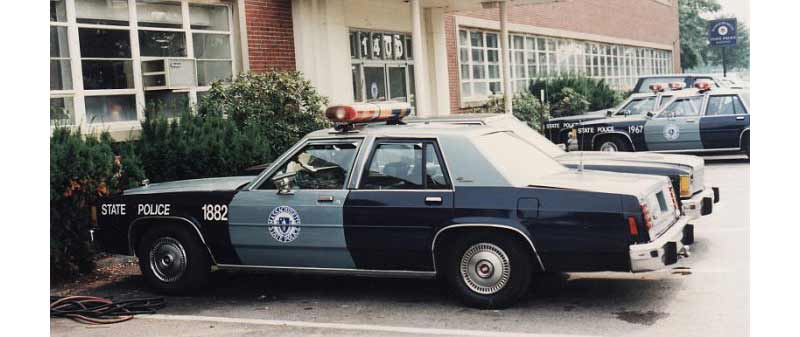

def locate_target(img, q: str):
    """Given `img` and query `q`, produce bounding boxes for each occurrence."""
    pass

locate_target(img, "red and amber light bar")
[325,102,413,125]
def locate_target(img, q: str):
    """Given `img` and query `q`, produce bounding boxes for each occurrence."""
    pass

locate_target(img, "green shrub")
[528,76,622,116]
[470,91,551,132]
[50,128,146,280]
[137,112,274,183]
[198,71,330,157]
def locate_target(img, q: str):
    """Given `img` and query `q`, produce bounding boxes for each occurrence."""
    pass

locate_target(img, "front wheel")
[596,137,631,152]
[137,224,211,294]
[442,232,533,309]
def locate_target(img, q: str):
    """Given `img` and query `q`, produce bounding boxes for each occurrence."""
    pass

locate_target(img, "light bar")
[649,83,667,93]
[694,81,712,91]
[325,102,413,125]
[669,82,686,90]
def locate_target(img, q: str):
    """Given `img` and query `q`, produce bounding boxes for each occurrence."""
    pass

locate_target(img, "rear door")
[228,139,362,268]
[700,94,750,149]
[644,95,706,151]
[344,139,454,271]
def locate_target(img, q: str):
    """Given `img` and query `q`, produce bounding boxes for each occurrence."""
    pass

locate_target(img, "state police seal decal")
[663,124,680,141]
[267,206,301,243]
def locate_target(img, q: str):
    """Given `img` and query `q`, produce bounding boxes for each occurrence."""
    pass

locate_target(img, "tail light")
[640,203,653,230]
[668,185,679,214]
[627,216,639,236]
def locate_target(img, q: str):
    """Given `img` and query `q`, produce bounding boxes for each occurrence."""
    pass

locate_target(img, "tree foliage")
[679,0,721,70]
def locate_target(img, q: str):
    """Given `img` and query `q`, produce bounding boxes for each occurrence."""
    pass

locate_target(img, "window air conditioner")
[142,58,197,90]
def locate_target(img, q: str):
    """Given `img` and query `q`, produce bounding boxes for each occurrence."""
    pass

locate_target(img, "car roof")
[305,120,510,139]
[637,73,719,79]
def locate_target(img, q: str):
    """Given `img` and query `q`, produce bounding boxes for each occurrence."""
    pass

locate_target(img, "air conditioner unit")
[142,58,196,91]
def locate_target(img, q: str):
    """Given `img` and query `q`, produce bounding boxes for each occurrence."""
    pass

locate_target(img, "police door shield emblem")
[663,124,680,141]
[267,206,301,243]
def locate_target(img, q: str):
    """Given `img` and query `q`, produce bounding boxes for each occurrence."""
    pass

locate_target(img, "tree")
[705,19,750,71]
[678,0,721,70]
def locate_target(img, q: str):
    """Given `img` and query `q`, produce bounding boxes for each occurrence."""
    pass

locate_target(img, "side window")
[706,95,736,116]
[361,141,451,190]
[732,95,748,114]
[660,96,703,118]
[260,143,358,190]
[362,142,423,190]
[425,143,451,189]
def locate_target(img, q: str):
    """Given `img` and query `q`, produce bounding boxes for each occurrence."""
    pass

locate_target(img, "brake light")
[668,184,679,211]
[640,203,653,230]
[628,216,639,236]
[324,102,412,124]
[649,83,666,93]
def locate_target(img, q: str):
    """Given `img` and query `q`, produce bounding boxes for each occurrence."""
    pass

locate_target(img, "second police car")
[572,81,750,157]
[94,103,695,309]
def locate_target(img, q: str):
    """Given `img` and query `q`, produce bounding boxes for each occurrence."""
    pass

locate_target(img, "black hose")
[50,295,165,324]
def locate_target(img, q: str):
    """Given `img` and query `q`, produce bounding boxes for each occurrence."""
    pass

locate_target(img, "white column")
[430,8,451,115]
[410,0,429,117]
[499,1,513,114]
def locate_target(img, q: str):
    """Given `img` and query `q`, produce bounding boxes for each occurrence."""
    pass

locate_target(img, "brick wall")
[446,0,680,113]
[245,0,296,72]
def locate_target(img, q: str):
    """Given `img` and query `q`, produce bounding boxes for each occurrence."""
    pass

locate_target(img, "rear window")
[473,132,567,186]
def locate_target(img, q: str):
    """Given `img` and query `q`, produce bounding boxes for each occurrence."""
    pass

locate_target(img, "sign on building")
[708,18,737,47]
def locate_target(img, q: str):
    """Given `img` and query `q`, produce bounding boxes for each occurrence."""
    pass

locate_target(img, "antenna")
[578,145,584,173]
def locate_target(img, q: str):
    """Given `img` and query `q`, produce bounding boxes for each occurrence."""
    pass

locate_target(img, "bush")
[528,76,622,116]
[473,92,550,132]
[137,112,274,183]
[198,71,330,157]
[50,128,146,279]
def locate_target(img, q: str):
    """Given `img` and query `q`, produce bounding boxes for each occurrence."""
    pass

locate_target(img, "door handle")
[425,196,443,204]
[685,119,696,123]
[736,116,745,120]
[318,195,334,202]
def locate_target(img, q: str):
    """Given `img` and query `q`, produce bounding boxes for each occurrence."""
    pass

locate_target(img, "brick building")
[50,0,679,136]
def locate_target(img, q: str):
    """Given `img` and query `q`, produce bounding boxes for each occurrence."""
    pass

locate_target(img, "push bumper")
[681,186,718,220]
[629,216,694,272]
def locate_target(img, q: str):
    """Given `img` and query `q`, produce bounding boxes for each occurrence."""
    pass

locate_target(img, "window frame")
[358,138,453,191]
[703,94,749,117]
[349,29,415,105]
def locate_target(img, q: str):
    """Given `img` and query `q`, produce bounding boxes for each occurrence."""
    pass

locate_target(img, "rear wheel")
[595,136,631,152]
[137,224,211,294]
[742,133,750,159]
[441,231,533,309]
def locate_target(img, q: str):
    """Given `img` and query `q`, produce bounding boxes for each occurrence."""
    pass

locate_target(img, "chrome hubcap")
[600,141,618,152]
[149,237,187,283]
[460,243,511,295]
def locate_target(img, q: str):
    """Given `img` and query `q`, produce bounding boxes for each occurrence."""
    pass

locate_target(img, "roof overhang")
[420,0,562,12]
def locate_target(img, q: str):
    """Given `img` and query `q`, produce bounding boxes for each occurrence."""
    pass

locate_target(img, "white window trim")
[50,0,243,136]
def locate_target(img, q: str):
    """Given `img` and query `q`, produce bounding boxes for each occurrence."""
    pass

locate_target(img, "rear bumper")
[629,216,694,272]
[681,186,717,219]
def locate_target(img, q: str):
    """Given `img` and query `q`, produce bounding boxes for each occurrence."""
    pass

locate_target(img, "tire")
[137,224,211,294]
[595,136,631,152]
[441,231,534,309]
[743,133,750,159]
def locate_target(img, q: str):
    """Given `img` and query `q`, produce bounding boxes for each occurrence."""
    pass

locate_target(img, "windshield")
[658,96,704,118]
[616,96,658,116]
[473,132,567,187]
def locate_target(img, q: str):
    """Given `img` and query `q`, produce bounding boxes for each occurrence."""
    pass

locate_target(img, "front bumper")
[681,186,718,220]
[629,216,694,272]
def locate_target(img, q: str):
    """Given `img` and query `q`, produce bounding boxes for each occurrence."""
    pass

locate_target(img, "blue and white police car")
[94,103,695,308]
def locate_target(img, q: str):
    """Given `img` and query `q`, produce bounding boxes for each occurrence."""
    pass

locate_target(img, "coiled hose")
[50,295,165,324]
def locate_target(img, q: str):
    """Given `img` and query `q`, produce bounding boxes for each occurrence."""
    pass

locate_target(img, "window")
[145,91,189,118]
[362,141,450,190]
[50,27,72,91]
[85,94,137,123]
[76,0,130,26]
[661,96,704,118]
[79,28,134,90]
[458,29,501,101]
[51,97,75,125]
[617,96,658,116]
[192,4,233,86]
[350,30,414,105]
[706,95,747,116]
[262,143,359,190]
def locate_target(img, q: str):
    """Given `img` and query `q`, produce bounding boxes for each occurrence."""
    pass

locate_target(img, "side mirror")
[646,111,655,118]
[606,110,614,117]
[557,143,567,151]
[271,171,296,195]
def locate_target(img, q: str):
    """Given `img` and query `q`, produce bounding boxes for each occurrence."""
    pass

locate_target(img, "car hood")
[530,170,669,200]
[124,176,256,195]
[548,110,608,122]
[557,151,703,172]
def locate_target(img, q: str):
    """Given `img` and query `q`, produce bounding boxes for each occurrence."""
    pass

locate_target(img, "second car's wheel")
[743,133,750,159]
[596,137,631,152]
[137,224,211,294]
[441,231,533,309]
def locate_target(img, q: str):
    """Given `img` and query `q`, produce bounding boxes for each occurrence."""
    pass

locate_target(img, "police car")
[410,113,719,220]
[573,82,750,157]
[94,103,694,309]
[543,84,678,146]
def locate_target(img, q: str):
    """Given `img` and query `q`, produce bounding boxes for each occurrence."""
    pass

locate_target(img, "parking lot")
[51,157,749,337]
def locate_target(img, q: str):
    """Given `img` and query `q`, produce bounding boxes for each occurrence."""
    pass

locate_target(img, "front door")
[344,139,454,271]
[700,94,750,149]
[228,140,362,268]
[645,95,705,151]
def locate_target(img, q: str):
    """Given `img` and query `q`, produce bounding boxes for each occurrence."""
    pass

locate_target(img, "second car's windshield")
[658,96,704,118]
